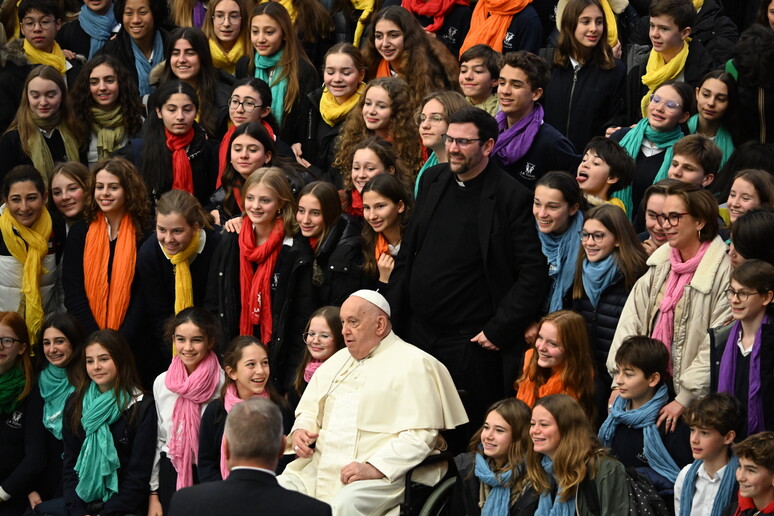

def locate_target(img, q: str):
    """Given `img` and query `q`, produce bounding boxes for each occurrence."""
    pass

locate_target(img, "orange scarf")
[374,233,389,260]
[376,59,393,78]
[83,214,137,330]
[460,0,533,55]
[165,128,195,194]
[515,349,569,408]
[238,218,284,342]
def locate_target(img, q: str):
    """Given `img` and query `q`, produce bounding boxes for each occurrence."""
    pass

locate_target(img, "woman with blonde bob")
[528,394,629,515]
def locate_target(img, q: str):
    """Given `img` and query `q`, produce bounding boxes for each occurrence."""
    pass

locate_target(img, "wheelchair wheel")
[418,477,456,516]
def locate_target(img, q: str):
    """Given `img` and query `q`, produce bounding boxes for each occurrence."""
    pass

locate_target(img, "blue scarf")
[415,152,438,197]
[538,212,584,312]
[582,254,619,308]
[254,50,287,126]
[474,452,513,516]
[38,363,74,440]
[130,30,164,96]
[79,4,115,58]
[678,455,739,516]
[612,118,684,217]
[598,384,681,482]
[688,114,734,171]
[535,455,576,516]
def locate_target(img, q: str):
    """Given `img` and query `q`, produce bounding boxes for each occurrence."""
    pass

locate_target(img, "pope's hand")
[340,462,385,484]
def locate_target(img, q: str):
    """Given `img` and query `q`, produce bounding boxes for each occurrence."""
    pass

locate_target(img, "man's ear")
[680,26,692,41]
[702,173,714,187]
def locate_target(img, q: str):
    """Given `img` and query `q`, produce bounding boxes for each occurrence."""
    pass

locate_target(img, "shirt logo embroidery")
[445,26,458,44]
[520,162,537,181]
[7,410,22,429]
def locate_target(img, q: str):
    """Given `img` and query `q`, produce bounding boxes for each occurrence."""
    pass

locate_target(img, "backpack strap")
[580,475,601,516]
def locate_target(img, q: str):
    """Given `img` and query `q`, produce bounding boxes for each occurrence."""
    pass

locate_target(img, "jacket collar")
[647,236,729,294]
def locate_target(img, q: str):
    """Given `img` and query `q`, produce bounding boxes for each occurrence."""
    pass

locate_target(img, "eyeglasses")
[303,331,334,342]
[212,12,241,24]
[229,98,261,113]
[0,337,23,349]
[442,135,482,149]
[654,212,690,226]
[649,94,682,111]
[415,113,446,126]
[579,231,607,243]
[21,18,55,30]
[724,288,761,302]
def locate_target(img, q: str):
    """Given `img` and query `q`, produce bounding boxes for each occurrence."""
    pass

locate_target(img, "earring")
[277,209,282,215]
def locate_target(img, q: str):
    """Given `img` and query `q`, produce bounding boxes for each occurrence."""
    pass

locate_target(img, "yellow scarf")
[600,0,617,48]
[640,41,690,117]
[209,38,245,75]
[28,122,82,182]
[0,206,52,344]
[260,0,296,22]
[11,0,22,39]
[162,229,201,355]
[320,82,365,126]
[352,0,375,47]
[23,39,67,74]
[693,0,704,9]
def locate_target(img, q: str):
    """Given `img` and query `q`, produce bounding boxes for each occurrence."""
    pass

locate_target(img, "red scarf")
[165,128,195,194]
[734,493,774,515]
[216,121,276,188]
[402,0,469,33]
[238,218,284,342]
[346,189,364,217]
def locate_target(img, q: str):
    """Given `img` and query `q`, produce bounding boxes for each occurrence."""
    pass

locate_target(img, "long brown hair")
[292,306,344,395]
[220,336,284,406]
[297,181,342,248]
[0,312,33,402]
[554,0,615,69]
[85,157,151,237]
[201,0,251,53]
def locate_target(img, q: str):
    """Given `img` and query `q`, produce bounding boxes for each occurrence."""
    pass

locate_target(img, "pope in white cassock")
[277,290,468,516]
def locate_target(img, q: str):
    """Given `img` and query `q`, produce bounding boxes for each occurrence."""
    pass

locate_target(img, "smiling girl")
[689,71,739,171]
[48,163,88,231]
[202,0,250,74]
[291,306,344,401]
[727,169,774,225]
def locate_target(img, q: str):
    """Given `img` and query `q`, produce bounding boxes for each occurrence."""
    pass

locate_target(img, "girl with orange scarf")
[515,310,596,417]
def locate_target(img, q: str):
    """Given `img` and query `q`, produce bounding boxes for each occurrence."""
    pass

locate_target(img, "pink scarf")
[165,352,221,489]
[651,241,711,367]
[303,359,323,383]
[220,383,269,479]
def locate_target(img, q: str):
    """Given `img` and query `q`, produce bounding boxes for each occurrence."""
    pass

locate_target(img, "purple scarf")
[718,315,768,434]
[193,0,206,27]
[491,104,543,166]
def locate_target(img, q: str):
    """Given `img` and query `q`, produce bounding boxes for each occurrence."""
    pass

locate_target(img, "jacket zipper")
[566,66,580,136]
[759,87,767,143]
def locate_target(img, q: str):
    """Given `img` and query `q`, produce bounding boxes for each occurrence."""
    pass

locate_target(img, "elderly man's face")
[340,296,387,360]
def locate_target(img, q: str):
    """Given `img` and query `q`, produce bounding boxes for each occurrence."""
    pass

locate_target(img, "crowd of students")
[1,0,774,513]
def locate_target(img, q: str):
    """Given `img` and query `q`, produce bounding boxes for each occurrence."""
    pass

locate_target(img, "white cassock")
[278,331,468,516]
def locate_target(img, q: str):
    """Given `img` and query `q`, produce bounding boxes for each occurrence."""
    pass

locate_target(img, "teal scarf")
[0,365,25,414]
[688,114,734,170]
[612,118,684,216]
[415,152,438,197]
[39,363,74,440]
[538,212,584,312]
[254,50,287,126]
[74,382,127,503]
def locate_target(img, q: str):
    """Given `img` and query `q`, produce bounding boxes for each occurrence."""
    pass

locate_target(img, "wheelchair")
[399,452,458,516]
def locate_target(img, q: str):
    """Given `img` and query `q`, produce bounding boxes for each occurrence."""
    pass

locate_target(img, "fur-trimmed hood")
[0,37,86,69]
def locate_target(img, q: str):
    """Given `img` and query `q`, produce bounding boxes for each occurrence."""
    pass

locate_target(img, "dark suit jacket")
[168,469,331,516]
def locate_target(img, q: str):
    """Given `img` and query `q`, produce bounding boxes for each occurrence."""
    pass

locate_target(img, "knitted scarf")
[320,82,365,127]
[91,106,126,160]
[0,365,25,414]
[162,230,201,349]
[538,212,583,312]
[535,455,575,516]
[474,451,513,516]
[303,359,322,383]
[733,492,774,516]
[402,0,469,33]
[38,362,74,440]
[352,0,375,47]
[131,31,164,96]
[254,50,287,126]
[651,241,711,359]
[492,104,543,166]
[79,4,115,58]
[679,455,738,516]
[460,0,533,55]
[28,114,81,180]
[0,206,52,341]
[640,42,690,118]
[165,128,195,194]
[216,121,275,187]
[718,316,768,435]
[165,352,221,489]
[688,114,734,170]
[83,213,137,330]
[582,254,619,308]
[598,384,681,482]
[612,118,684,216]
[209,38,245,75]
[516,349,569,408]
[238,217,284,342]
[220,382,268,478]
[74,382,127,503]
[23,39,66,74]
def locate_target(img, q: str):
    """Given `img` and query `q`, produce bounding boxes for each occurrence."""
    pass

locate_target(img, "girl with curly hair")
[70,55,145,166]
[201,0,251,74]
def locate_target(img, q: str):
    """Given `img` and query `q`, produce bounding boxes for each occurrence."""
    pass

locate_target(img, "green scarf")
[688,114,734,170]
[0,365,25,414]
[74,382,126,503]
[254,50,287,126]
[39,362,74,440]
[611,118,684,217]
[29,113,81,181]
[91,106,126,160]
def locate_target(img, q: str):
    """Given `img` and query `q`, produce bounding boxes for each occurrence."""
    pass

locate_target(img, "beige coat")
[607,236,733,407]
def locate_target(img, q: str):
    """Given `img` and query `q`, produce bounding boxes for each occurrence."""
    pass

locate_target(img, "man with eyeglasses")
[389,106,549,450]
[0,0,84,133]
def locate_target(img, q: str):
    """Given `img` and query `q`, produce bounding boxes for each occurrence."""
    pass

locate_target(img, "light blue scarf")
[678,455,738,516]
[598,384,681,482]
[535,455,575,516]
[581,254,619,308]
[254,50,287,126]
[79,4,115,58]
[415,152,438,197]
[474,452,513,516]
[538,212,584,312]
[688,114,734,171]
[130,30,164,96]
[38,363,74,440]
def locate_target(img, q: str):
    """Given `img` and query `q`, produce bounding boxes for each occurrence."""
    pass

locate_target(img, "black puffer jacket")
[307,214,363,306]
[300,87,349,187]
